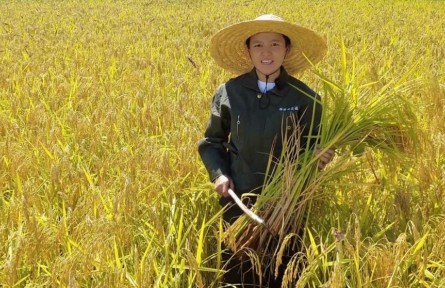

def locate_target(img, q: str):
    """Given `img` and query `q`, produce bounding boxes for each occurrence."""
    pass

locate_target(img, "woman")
[198,14,334,287]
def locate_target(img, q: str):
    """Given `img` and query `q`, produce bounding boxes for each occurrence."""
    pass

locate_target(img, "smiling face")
[247,32,289,82]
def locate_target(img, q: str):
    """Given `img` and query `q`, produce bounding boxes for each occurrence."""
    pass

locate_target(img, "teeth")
[261,60,272,64]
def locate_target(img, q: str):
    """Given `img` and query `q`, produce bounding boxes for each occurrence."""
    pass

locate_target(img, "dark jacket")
[198,68,321,206]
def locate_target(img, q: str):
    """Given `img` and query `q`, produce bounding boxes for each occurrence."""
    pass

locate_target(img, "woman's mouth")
[261,60,273,65]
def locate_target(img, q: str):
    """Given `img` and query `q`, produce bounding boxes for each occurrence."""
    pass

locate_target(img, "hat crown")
[254,14,284,22]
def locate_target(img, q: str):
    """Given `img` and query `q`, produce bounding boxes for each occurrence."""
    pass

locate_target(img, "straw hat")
[210,14,327,75]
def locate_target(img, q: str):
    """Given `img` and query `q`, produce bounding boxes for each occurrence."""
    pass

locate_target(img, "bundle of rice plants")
[223,68,417,277]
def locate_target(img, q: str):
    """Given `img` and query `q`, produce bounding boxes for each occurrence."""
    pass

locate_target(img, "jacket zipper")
[236,115,240,140]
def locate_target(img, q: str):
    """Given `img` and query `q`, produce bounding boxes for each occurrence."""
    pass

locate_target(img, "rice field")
[0,0,444,287]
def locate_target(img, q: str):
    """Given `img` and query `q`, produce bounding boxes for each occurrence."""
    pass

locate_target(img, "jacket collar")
[242,67,290,94]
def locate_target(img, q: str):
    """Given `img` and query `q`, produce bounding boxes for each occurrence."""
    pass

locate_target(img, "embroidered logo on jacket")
[279,106,299,112]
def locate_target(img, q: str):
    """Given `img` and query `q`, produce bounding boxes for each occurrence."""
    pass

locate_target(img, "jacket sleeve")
[198,84,231,182]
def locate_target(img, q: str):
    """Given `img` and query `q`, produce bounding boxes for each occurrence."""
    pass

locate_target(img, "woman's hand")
[214,175,234,197]
[315,146,335,170]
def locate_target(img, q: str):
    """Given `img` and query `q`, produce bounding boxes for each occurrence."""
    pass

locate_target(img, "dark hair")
[245,34,291,47]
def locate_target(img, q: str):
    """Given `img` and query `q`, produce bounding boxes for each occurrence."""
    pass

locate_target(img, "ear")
[284,46,290,58]
[245,45,252,60]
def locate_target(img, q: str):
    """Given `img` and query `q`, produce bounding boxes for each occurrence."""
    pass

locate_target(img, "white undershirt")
[257,80,276,93]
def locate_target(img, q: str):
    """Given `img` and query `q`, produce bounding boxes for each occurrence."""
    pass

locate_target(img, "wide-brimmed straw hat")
[210,14,327,75]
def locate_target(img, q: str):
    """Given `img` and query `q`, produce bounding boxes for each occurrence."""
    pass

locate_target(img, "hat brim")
[210,20,327,75]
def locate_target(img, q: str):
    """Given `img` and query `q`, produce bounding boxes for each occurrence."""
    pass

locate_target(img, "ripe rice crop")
[0,0,444,287]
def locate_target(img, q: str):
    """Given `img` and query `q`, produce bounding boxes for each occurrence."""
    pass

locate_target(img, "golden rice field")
[0,0,444,287]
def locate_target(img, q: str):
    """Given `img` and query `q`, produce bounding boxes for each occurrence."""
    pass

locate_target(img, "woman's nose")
[261,48,272,55]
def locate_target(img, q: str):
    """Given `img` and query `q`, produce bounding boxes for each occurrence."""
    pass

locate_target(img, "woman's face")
[247,32,289,82]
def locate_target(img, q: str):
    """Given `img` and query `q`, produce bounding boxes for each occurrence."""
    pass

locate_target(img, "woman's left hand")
[315,146,335,170]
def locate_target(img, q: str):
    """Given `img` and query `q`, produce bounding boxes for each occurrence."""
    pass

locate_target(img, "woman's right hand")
[214,175,234,198]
